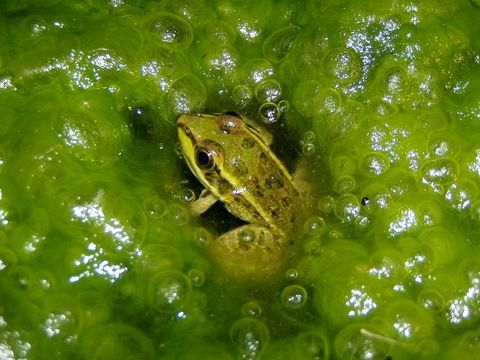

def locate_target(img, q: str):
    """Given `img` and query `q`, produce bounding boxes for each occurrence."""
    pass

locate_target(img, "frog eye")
[195,147,215,169]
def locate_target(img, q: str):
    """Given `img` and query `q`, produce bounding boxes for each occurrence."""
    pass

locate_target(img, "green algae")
[0,1,479,359]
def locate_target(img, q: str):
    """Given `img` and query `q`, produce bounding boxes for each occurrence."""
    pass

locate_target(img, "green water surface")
[1,0,480,359]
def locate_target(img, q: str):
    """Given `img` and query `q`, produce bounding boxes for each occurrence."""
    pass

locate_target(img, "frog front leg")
[206,225,288,283]
[190,189,218,216]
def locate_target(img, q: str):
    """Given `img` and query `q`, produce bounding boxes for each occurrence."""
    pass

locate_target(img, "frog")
[177,113,308,283]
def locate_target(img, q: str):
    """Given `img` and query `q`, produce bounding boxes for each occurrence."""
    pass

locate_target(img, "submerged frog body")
[177,113,304,282]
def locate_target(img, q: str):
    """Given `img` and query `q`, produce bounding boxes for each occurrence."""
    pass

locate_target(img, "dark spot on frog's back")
[259,152,267,163]
[241,137,256,149]
[254,187,265,197]
[281,196,291,206]
[270,207,280,219]
[265,173,284,189]
[247,175,265,197]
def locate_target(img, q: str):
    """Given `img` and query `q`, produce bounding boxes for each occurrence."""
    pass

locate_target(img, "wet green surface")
[0,0,480,359]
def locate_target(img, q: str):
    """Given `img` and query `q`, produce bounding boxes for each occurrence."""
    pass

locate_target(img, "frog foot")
[205,225,290,283]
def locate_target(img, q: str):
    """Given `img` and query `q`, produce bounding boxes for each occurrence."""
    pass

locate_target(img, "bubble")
[285,268,299,282]
[262,25,300,63]
[460,328,480,353]
[230,318,269,359]
[386,169,418,198]
[368,248,404,286]
[56,105,130,164]
[317,195,335,214]
[445,257,480,326]
[369,100,397,117]
[303,216,326,236]
[281,284,308,310]
[0,246,17,271]
[325,100,364,140]
[293,80,321,118]
[302,130,316,143]
[147,12,193,48]
[241,301,262,318]
[202,45,239,83]
[324,48,362,86]
[187,269,205,287]
[8,266,34,290]
[231,84,254,109]
[385,300,435,341]
[355,215,370,230]
[301,133,317,155]
[333,175,356,194]
[334,324,392,360]
[277,99,289,117]
[397,237,434,282]
[241,58,274,85]
[167,204,190,224]
[146,270,191,312]
[139,43,189,81]
[238,228,255,244]
[301,141,316,156]
[381,66,410,104]
[360,152,390,176]
[304,240,322,256]
[417,288,445,312]
[416,200,443,227]
[330,154,356,178]
[415,339,441,359]
[42,292,83,342]
[333,194,361,223]
[206,20,237,45]
[194,227,213,247]
[178,188,196,203]
[328,230,344,240]
[465,145,480,177]
[427,130,460,157]
[469,200,480,222]
[258,102,280,124]
[162,0,209,24]
[313,88,341,116]
[143,196,167,218]
[166,74,207,117]
[295,331,329,359]
[419,227,458,266]
[254,79,282,103]
[421,158,458,184]
[417,70,442,105]
[21,14,49,39]
[83,323,154,360]
[37,270,55,291]
[384,206,419,238]
[445,179,479,211]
